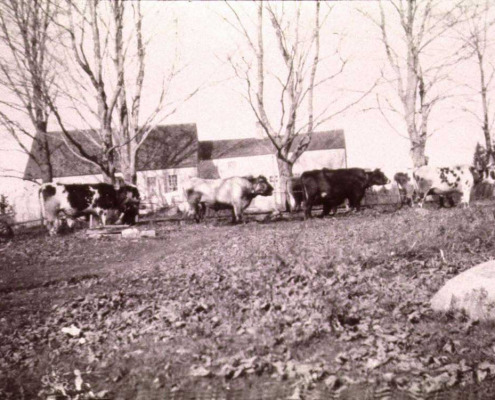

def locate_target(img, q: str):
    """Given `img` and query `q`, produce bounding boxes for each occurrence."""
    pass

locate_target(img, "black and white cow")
[39,182,140,235]
[413,164,495,208]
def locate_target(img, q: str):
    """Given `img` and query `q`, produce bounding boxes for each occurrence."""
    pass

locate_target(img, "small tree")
[0,194,12,215]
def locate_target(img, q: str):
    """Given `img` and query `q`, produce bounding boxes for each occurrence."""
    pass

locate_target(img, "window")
[166,175,178,192]
[146,176,157,196]
[269,175,279,185]
[146,176,156,187]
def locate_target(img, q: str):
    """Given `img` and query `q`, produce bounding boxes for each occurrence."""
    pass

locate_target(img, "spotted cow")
[39,182,140,235]
[413,165,495,208]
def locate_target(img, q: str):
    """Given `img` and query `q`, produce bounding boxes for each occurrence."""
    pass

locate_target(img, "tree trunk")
[404,3,427,168]
[36,122,53,183]
[120,148,137,185]
[410,139,427,168]
[276,157,293,212]
[102,123,116,184]
[477,50,492,158]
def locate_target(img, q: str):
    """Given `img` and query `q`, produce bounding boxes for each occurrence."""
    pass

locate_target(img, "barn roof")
[198,130,345,161]
[23,124,198,180]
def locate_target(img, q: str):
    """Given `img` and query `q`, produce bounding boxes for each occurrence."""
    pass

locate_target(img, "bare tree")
[110,1,200,184]
[48,0,199,185]
[455,0,495,158]
[0,0,57,182]
[45,0,126,184]
[225,2,371,207]
[372,0,463,168]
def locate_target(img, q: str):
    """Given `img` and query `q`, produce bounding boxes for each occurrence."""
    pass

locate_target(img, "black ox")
[301,168,390,219]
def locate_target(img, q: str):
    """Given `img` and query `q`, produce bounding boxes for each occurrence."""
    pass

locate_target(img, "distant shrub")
[0,194,11,215]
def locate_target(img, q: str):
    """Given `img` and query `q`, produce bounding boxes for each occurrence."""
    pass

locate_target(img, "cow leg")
[100,210,107,226]
[447,195,456,208]
[198,203,206,222]
[47,220,57,236]
[349,195,363,212]
[304,199,313,220]
[232,204,243,224]
[89,214,94,229]
[193,203,203,223]
[320,202,332,218]
[460,190,470,208]
[66,218,76,231]
[417,190,429,208]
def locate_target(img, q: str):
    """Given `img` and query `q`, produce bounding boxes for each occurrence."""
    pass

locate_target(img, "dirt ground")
[3,206,495,399]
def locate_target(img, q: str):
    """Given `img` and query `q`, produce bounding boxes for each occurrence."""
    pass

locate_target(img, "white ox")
[183,176,274,223]
[412,165,495,208]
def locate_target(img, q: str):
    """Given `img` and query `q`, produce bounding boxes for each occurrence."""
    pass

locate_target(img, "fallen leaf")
[61,324,81,337]
[190,365,211,377]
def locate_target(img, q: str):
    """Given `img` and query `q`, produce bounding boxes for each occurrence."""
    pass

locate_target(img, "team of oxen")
[38,162,495,235]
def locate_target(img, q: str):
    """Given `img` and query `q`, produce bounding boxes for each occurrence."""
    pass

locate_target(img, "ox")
[184,175,274,223]
[394,171,417,207]
[302,168,390,219]
[413,165,495,208]
[39,182,140,235]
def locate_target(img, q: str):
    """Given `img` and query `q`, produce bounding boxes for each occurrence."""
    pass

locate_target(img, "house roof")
[23,123,198,180]
[198,130,345,161]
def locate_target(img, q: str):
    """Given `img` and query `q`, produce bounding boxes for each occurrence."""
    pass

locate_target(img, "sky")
[0,0,491,198]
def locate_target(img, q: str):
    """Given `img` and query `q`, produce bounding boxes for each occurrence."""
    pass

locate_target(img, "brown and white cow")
[183,175,274,223]
[39,182,140,235]
[413,164,495,208]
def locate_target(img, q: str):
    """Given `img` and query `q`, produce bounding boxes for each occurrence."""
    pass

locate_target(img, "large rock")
[431,260,495,320]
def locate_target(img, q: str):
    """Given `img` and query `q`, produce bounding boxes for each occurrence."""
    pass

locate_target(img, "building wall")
[292,149,346,176]
[137,167,198,211]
